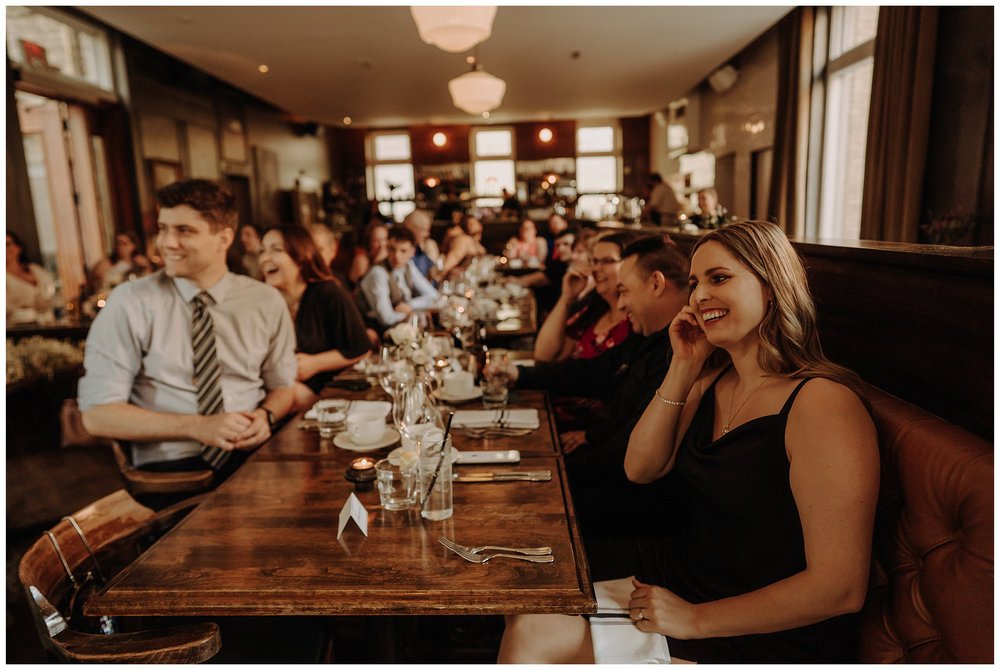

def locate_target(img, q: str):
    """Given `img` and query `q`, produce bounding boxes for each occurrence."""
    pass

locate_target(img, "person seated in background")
[91,232,152,290]
[501,187,521,216]
[235,224,263,279]
[259,226,371,411]
[402,209,440,278]
[689,187,728,229]
[509,230,575,314]
[643,172,684,226]
[348,219,389,286]
[543,213,569,262]
[307,222,351,286]
[488,235,690,579]
[505,218,548,264]
[78,178,296,481]
[438,214,487,277]
[498,221,878,664]
[6,230,56,323]
[534,230,641,364]
[357,226,439,332]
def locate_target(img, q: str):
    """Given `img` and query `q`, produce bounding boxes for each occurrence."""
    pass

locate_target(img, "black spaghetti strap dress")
[635,369,857,663]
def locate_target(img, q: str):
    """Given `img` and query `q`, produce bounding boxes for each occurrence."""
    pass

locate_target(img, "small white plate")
[332,426,401,452]
[436,387,484,404]
[304,398,349,420]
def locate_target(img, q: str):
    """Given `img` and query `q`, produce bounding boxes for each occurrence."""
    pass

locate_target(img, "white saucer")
[436,387,484,404]
[332,426,401,452]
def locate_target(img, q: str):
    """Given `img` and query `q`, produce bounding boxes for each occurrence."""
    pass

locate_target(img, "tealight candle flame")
[352,457,375,470]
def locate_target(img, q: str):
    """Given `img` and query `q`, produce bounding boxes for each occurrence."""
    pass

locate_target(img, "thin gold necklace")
[723,375,768,434]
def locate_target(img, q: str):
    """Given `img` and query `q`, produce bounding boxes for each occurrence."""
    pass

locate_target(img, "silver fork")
[437,537,554,564]
[438,536,552,556]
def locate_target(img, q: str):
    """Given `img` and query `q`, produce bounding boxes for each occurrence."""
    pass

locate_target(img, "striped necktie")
[191,291,230,470]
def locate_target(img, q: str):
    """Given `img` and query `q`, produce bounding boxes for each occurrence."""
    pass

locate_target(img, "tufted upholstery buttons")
[857,384,993,663]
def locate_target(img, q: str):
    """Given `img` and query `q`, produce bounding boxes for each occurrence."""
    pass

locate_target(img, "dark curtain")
[859,7,939,242]
[766,8,814,235]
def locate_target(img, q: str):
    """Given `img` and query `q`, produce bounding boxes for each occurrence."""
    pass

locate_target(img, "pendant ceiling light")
[410,6,497,53]
[449,60,506,115]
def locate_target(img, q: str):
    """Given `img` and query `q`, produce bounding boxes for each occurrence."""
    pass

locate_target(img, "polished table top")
[87,390,595,618]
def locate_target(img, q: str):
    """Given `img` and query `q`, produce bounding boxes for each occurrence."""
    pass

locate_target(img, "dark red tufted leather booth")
[858,384,993,662]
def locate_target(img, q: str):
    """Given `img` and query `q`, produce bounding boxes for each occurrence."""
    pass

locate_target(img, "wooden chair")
[60,400,214,504]
[18,490,221,663]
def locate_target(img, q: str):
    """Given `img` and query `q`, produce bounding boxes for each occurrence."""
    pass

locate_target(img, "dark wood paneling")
[411,124,471,165]
[621,115,651,196]
[514,120,575,161]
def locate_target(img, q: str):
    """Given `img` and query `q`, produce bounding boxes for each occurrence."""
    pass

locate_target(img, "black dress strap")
[778,376,815,418]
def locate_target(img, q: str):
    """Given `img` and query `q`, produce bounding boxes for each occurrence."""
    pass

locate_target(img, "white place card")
[337,492,369,539]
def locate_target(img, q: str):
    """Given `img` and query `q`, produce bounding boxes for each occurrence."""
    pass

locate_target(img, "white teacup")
[346,412,386,445]
[443,370,475,397]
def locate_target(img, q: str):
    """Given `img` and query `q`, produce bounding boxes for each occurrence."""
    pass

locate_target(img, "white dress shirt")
[357,259,439,329]
[77,270,297,466]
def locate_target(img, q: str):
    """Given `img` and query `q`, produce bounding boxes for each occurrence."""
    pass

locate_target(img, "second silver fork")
[439,536,551,556]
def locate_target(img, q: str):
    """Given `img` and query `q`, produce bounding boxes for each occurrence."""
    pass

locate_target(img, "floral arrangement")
[385,322,434,368]
[920,210,978,246]
[6,336,85,387]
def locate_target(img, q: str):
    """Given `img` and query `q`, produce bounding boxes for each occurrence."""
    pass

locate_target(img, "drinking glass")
[482,350,512,409]
[376,459,417,511]
[317,406,345,439]
[418,434,453,521]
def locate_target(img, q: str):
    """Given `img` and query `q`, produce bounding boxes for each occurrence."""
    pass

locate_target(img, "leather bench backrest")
[858,384,993,662]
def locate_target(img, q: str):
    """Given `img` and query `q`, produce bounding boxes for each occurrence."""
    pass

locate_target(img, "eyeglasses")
[589,257,621,267]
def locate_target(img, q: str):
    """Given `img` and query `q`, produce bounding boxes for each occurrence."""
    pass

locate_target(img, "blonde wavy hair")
[692,220,864,396]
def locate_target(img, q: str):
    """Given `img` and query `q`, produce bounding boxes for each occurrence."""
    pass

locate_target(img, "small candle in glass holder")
[345,457,377,491]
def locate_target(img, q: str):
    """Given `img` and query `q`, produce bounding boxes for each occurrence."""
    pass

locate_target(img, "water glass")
[482,350,511,409]
[375,459,417,511]
[317,406,344,439]
[418,434,453,521]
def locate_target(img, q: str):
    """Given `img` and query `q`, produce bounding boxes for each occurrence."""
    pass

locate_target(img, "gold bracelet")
[654,389,685,407]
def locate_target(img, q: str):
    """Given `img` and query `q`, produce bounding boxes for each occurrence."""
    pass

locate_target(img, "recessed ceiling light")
[432,132,447,147]
[258,64,269,74]
[343,117,352,126]
[538,128,553,143]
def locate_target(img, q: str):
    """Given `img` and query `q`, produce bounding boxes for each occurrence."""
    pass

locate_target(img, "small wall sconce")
[538,127,553,143]
[432,132,447,147]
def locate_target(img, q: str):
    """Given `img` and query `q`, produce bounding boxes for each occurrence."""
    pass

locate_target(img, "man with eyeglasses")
[488,234,690,580]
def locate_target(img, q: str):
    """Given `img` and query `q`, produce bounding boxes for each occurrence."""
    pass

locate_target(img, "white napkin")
[451,409,539,429]
[304,399,390,420]
[590,578,671,664]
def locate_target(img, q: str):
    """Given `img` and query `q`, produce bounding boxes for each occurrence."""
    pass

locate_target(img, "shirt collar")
[173,272,233,304]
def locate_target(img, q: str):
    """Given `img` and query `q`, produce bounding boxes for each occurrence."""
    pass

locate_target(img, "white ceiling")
[82,5,791,129]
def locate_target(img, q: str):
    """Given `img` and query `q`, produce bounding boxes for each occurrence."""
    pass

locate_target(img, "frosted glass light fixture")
[449,62,506,115]
[410,6,497,53]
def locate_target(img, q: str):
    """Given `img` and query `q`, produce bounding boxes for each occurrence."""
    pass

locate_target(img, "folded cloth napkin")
[304,399,390,420]
[451,409,539,429]
[590,578,671,664]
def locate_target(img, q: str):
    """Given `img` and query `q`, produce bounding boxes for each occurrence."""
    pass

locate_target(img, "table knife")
[453,470,551,482]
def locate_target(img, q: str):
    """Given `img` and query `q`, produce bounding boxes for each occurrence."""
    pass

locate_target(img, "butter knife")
[453,470,552,482]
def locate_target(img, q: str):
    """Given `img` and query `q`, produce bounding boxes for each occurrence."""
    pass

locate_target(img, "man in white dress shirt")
[78,179,296,477]
[357,226,439,332]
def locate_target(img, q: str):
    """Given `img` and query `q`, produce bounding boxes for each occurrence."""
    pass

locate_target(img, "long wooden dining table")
[86,384,596,619]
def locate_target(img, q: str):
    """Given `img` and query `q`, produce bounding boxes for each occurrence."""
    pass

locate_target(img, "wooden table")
[87,391,594,619]
[258,387,560,461]
[484,293,537,343]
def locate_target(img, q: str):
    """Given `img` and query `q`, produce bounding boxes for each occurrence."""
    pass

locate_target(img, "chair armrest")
[53,622,220,663]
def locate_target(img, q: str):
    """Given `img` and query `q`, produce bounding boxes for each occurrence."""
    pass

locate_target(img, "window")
[575,123,621,221]
[471,127,515,209]
[6,6,114,92]
[365,131,415,222]
[813,6,879,239]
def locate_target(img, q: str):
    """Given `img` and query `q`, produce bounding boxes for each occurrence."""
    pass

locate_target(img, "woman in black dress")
[259,226,372,411]
[498,220,879,663]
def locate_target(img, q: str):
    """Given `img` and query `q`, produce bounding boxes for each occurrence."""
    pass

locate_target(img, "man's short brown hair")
[621,234,689,289]
[156,179,238,232]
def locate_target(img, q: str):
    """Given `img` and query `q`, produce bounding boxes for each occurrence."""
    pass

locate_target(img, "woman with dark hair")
[347,219,389,286]
[6,231,55,322]
[499,220,878,663]
[91,231,151,289]
[534,230,642,363]
[260,226,371,411]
